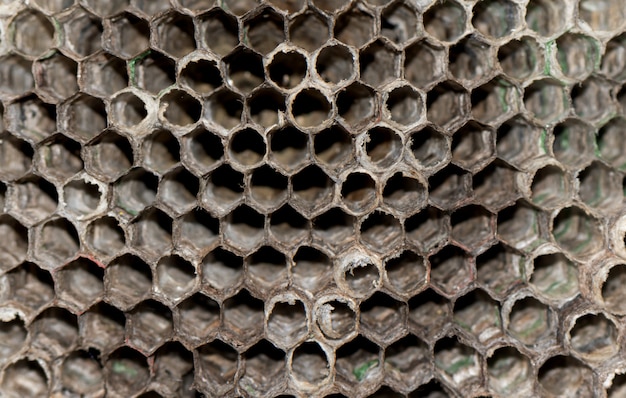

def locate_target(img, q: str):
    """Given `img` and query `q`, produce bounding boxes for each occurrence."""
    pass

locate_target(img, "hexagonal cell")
[454,289,502,345]
[36,135,82,183]
[201,164,244,216]
[449,36,493,85]
[105,347,150,396]
[153,12,196,58]
[0,54,34,99]
[496,117,546,169]
[267,126,308,174]
[63,178,104,219]
[154,255,196,303]
[429,245,472,297]
[32,0,74,13]
[579,0,623,32]
[315,44,354,86]
[424,1,466,43]
[291,165,334,215]
[1,262,55,316]
[0,316,27,365]
[290,246,329,292]
[471,77,519,125]
[10,10,55,58]
[428,165,471,210]
[130,208,173,259]
[289,11,329,53]
[244,8,285,55]
[33,53,78,104]
[181,128,223,175]
[472,0,520,39]
[407,126,449,172]
[384,334,430,389]
[268,0,304,13]
[104,12,150,59]
[159,89,202,127]
[197,8,238,56]
[426,81,469,129]
[269,204,309,247]
[85,216,126,259]
[314,296,357,342]
[30,307,78,358]
[433,337,481,389]
[176,209,219,257]
[579,161,622,211]
[85,130,133,183]
[249,88,286,129]
[601,264,626,315]
[206,88,244,130]
[602,33,626,82]
[60,350,104,396]
[381,2,417,45]
[109,91,149,130]
[476,243,523,300]
[248,165,288,212]
[341,172,377,215]
[223,48,265,95]
[179,59,222,96]
[472,161,520,212]
[78,302,126,352]
[383,173,427,216]
[568,312,618,362]
[451,205,495,252]
[195,339,238,395]
[158,168,199,216]
[336,86,375,132]
[55,258,104,312]
[246,245,288,293]
[0,215,26,274]
[266,298,307,349]
[555,33,600,81]
[223,205,265,253]
[551,119,595,169]
[496,200,543,252]
[571,77,613,122]
[506,296,553,346]
[360,211,403,253]
[335,336,381,385]
[538,356,594,397]
[60,8,103,58]
[530,253,579,303]
[523,78,568,124]
[132,0,170,14]
[405,207,449,255]
[312,207,356,252]
[127,299,173,354]
[36,217,79,267]
[7,95,56,144]
[1,359,49,396]
[599,117,626,170]
[114,168,158,216]
[59,94,107,143]
[404,40,446,90]
[291,88,332,128]
[552,206,603,259]
[360,292,406,344]
[268,50,307,91]
[451,122,495,172]
[359,41,400,88]
[498,36,542,81]
[200,247,243,296]
[313,0,349,13]
[227,128,266,168]
[291,341,331,388]
[104,254,152,310]
[487,346,533,396]
[336,10,376,49]
[525,0,567,37]
[80,53,128,98]
[152,342,194,396]
[132,51,176,95]
[338,252,381,299]
[385,85,423,127]
[222,289,264,346]
[529,165,571,210]
[313,125,354,171]
[176,293,219,345]
[240,340,286,395]
[141,130,179,175]
[362,126,403,169]
[10,176,57,226]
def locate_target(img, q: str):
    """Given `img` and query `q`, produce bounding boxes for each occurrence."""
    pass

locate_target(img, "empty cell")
[530,165,570,210]
[335,336,381,384]
[314,125,354,169]
[312,207,355,253]
[360,292,407,344]
[316,44,355,85]
[132,51,176,95]
[428,165,471,210]
[433,337,480,387]
[10,176,58,226]
[496,200,542,251]
[152,342,193,395]
[602,33,626,82]
[602,264,626,314]
[128,300,173,354]
[206,88,244,130]
[472,0,520,39]
[268,125,309,173]
[599,117,626,170]
[222,289,264,345]
[177,209,219,256]
[507,296,552,346]
[0,54,34,99]
[249,165,288,210]
[571,77,613,122]
[201,247,243,293]
[486,347,532,395]
[470,165,521,223]
[224,49,265,94]
[79,302,126,352]
[153,12,196,58]
[340,253,380,298]
[105,254,152,310]
[523,79,568,123]
[245,9,285,55]
[36,135,83,183]
[569,313,618,361]
[143,130,180,174]
[579,0,623,31]
[452,122,495,172]
[525,0,567,37]
[32,0,74,13]
[359,211,403,253]
[335,8,375,48]
[315,297,357,341]
[313,0,349,13]
[30,307,78,358]
[404,40,446,89]
[269,205,309,247]
[1,263,55,316]
[426,81,468,129]
[130,208,173,259]
[449,36,493,85]
[176,293,219,344]
[291,165,333,214]
[1,359,49,396]
[386,85,423,127]
[36,217,80,267]
[240,340,286,395]
[106,347,150,396]
[180,59,223,96]
[104,12,150,59]
[114,168,158,215]
[538,356,594,397]
[63,178,103,218]
[291,342,331,386]
[195,340,238,395]
[475,243,523,299]
[198,9,238,56]
[33,53,78,103]
[360,40,400,88]
[160,89,202,127]
[109,91,149,129]
[267,298,308,348]
[132,0,171,14]
[223,205,265,253]
[61,8,103,58]
[578,161,622,211]
[292,246,331,292]
[471,77,518,125]
[85,131,133,182]
[61,350,104,395]
[158,168,200,215]
[228,128,266,167]
[7,95,56,143]
[291,89,332,128]
[290,11,330,52]
[363,127,403,169]
[60,95,107,143]
[552,119,595,169]
[201,164,244,215]
[336,83,377,129]
[155,255,196,302]
[498,37,541,81]
[249,88,286,128]
[385,250,426,297]
[11,11,55,58]
[341,172,377,215]
[269,50,307,90]
[381,3,417,45]
[246,246,288,293]
[0,316,27,364]
[404,207,449,254]
[453,289,502,344]
[429,245,472,296]
[552,206,603,259]
[385,335,430,389]
[408,126,449,171]
[85,216,126,258]
[530,253,579,303]
[423,1,466,42]
[496,116,545,169]
[80,53,128,98]
[556,33,599,81]
[55,258,104,311]
[451,205,494,251]
[182,127,223,174]
[268,0,304,13]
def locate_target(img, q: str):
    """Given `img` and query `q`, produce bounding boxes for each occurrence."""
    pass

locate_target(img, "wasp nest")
[1,0,626,397]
